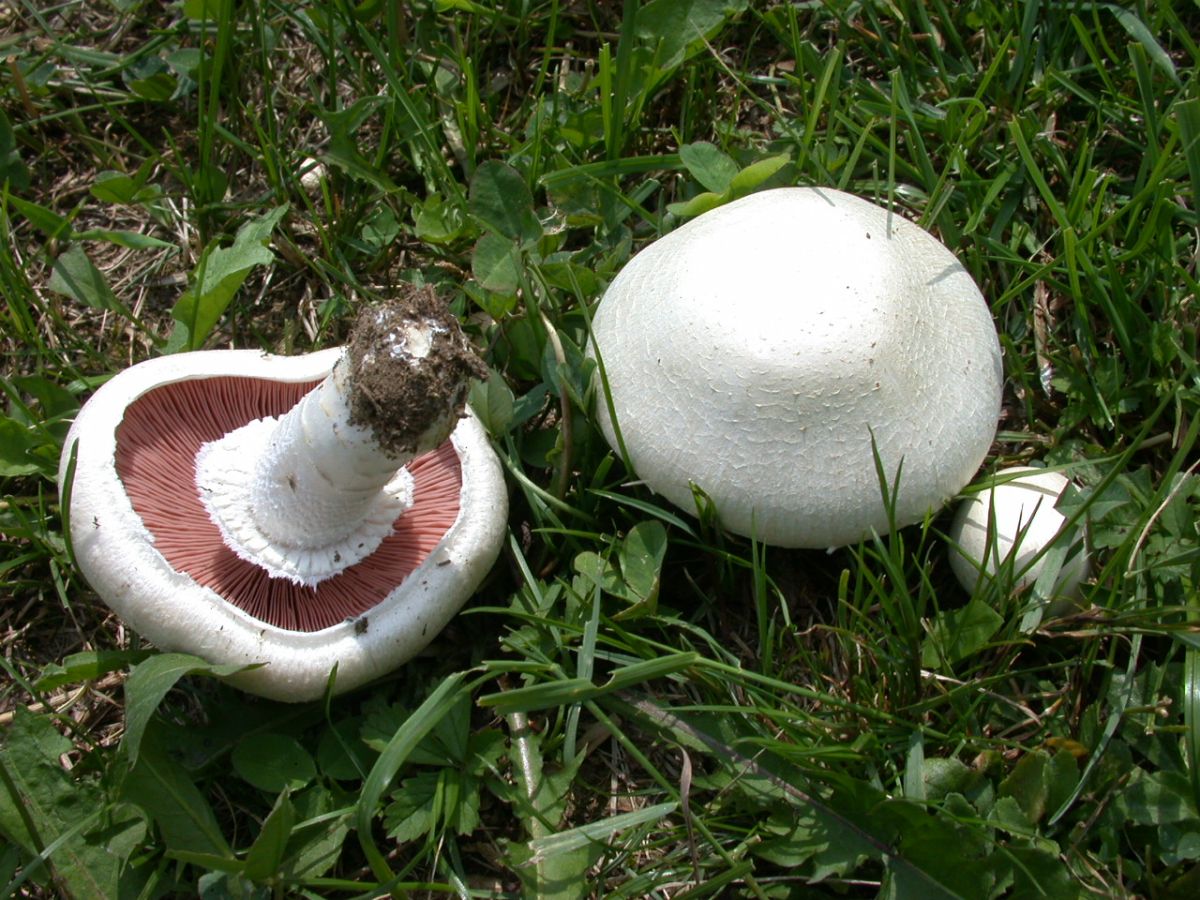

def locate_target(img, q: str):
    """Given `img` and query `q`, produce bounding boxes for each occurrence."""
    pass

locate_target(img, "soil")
[346,285,488,458]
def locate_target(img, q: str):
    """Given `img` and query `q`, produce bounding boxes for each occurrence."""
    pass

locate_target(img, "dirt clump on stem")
[345,285,488,458]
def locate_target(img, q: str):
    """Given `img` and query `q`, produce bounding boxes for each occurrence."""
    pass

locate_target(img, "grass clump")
[2,1,1199,897]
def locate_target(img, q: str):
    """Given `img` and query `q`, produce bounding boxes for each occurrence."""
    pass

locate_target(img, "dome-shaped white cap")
[947,466,1090,601]
[589,187,1004,548]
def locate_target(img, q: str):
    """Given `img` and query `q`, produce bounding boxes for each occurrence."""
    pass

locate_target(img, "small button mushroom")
[60,288,507,702]
[947,466,1090,605]
[588,187,1004,548]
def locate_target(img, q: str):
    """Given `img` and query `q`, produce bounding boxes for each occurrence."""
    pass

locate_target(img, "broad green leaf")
[921,758,977,803]
[318,97,399,192]
[920,598,1003,670]
[471,231,521,294]
[35,649,153,693]
[0,707,74,853]
[574,550,622,598]
[385,767,484,840]
[0,708,120,898]
[360,700,411,754]
[413,192,465,244]
[48,245,118,310]
[755,797,878,880]
[90,170,142,204]
[877,799,995,899]
[72,229,175,251]
[1045,750,1080,820]
[90,164,164,207]
[167,206,287,352]
[998,750,1050,824]
[636,0,749,69]
[618,520,667,606]
[315,718,373,782]
[678,141,738,193]
[994,844,1082,900]
[280,786,350,881]
[124,652,256,765]
[468,369,516,436]
[123,56,177,102]
[0,416,43,476]
[666,190,724,219]
[536,259,602,299]
[122,725,233,859]
[382,771,439,842]
[232,734,317,793]
[1117,768,1199,826]
[728,153,790,195]
[7,196,70,240]
[469,161,542,245]
[360,204,401,249]
[241,790,295,883]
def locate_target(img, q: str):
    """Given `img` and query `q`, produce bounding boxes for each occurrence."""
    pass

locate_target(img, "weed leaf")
[468,369,516,436]
[122,724,233,860]
[678,141,738,193]
[281,787,350,881]
[920,598,1003,670]
[240,790,295,883]
[168,206,287,352]
[618,520,667,605]
[636,0,749,69]
[469,161,542,245]
[48,245,118,310]
[232,734,316,793]
[0,416,45,477]
[35,649,153,693]
[0,709,118,898]
[727,153,789,194]
[7,196,70,240]
[123,653,255,766]
[471,231,522,294]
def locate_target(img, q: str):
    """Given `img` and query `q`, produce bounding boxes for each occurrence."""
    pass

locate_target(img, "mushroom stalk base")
[196,357,414,586]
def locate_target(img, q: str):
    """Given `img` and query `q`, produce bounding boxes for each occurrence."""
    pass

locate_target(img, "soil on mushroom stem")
[346,285,489,458]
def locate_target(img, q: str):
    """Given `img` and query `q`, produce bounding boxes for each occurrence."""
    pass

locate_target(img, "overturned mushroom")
[60,288,507,701]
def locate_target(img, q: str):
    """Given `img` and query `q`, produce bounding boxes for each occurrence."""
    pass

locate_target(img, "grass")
[1,0,1198,896]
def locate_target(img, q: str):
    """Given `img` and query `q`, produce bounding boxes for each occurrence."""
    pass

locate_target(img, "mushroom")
[588,186,1004,548]
[59,288,507,702]
[947,466,1090,604]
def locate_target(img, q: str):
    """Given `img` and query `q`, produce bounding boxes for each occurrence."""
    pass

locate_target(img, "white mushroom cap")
[60,347,507,702]
[947,466,1090,602]
[589,187,1004,548]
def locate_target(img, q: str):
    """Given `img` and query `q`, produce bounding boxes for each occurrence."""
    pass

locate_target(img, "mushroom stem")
[194,291,487,588]
[195,357,416,587]
[252,360,425,540]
